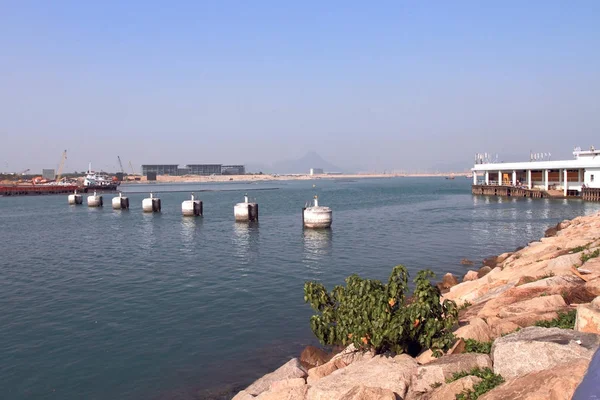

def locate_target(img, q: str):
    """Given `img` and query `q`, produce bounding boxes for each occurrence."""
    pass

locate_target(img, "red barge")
[0,184,118,196]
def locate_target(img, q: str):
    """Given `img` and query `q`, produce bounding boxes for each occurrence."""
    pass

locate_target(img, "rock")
[427,376,482,400]
[461,258,474,266]
[256,385,308,400]
[441,273,459,289]
[307,354,417,400]
[482,256,499,268]
[453,317,493,342]
[270,378,307,391]
[558,220,572,230]
[307,344,375,383]
[518,274,583,290]
[544,226,558,238]
[478,266,492,278]
[503,311,559,328]
[496,252,513,264]
[497,295,567,318]
[584,277,600,296]
[561,286,598,305]
[516,276,536,286]
[546,253,583,273]
[449,338,466,355]
[232,390,255,400]
[245,358,307,396]
[479,359,589,400]
[490,327,600,379]
[575,303,600,334]
[463,270,479,282]
[300,345,332,369]
[411,353,492,394]
[592,296,600,308]
[416,339,465,365]
[339,385,397,400]
[485,317,521,338]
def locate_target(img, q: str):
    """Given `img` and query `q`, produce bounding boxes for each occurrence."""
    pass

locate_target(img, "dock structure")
[471,147,600,200]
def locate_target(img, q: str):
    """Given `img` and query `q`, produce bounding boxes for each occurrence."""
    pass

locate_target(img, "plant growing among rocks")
[304,265,458,356]
[448,367,505,400]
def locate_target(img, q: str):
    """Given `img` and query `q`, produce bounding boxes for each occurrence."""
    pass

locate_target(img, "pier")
[583,188,600,202]
[471,185,546,198]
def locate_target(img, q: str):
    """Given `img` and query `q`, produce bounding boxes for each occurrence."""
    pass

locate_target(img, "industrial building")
[310,168,324,176]
[141,164,246,177]
[222,165,246,175]
[141,165,179,176]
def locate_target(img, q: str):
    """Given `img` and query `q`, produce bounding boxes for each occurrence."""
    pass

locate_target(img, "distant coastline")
[121,172,471,184]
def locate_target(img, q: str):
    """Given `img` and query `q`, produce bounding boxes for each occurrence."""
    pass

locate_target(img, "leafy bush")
[463,339,492,354]
[304,266,458,356]
[458,301,472,311]
[447,367,505,399]
[534,309,577,329]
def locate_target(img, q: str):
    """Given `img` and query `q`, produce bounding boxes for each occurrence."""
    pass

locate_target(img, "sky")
[1,1,599,173]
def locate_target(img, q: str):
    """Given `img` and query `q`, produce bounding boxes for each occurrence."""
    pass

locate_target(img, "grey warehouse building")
[141,164,246,176]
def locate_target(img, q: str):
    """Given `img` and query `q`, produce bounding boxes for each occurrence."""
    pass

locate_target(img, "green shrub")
[447,368,505,399]
[534,310,577,329]
[581,249,600,264]
[463,339,492,354]
[570,244,589,253]
[458,301,472,311]
[304,266,458,356]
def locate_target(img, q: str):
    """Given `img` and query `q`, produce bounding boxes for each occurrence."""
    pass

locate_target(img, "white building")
[310,168,324,176]
[472,147,600,195]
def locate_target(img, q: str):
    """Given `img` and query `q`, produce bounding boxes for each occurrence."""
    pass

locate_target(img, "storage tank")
[142,193,161,213]
[68,190,83,205]
[87,191,103,207]
[234,194,259,222]
[182,193,203,216]
[112,192,129,210]
[302,196,332,229]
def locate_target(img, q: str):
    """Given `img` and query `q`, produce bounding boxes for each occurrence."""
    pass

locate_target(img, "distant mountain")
[246,152,344,174]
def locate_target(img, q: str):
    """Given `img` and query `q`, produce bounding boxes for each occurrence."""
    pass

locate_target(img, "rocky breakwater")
[233,212,600,400]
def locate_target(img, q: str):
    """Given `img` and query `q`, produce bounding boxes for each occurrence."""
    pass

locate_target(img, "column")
[564,169,568,196]
[544,169,549,190]
[579,169,583,184]
[512,170,517,186]
[473,171,477,185]
[498,170,502,185]
[527,170,532,189]
[485,171,489,185]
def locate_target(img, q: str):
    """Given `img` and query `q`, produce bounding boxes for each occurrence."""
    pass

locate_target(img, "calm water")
[2,178,600,400]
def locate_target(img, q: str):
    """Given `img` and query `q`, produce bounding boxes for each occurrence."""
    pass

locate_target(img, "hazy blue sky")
[1,1,599,173]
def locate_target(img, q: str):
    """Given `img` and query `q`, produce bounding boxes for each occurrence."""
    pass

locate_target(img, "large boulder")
[300,345,332,369]
[478,266,492,278]
[453,317,493,342]
[490,327,600,379]
[546,253,583,273]
[440,273,459,289]
[485,317,520,338]
[463,270,479,282]
[232,391,255,400]
[338,385,396,400]
[307,344,374,383]
[497,295,567,318]
[425,376,482,400]
[256,384,308,400]
[517,275,583,290]
[411,353,492,394]
[575,297,600,334]
[307,354,417,400]
[245,358,307,396]
[480,359,589,400]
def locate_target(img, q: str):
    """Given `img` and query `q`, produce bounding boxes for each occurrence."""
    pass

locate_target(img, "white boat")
[83,163,118,189]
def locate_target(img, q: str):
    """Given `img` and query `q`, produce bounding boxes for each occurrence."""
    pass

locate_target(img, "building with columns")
[471,147,600,196]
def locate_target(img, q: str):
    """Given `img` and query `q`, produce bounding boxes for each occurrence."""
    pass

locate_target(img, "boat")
[83,163,119,191]
[446,173,456,180]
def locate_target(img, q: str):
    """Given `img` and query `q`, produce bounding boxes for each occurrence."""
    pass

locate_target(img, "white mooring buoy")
[68,190,83,205]
[112,192,129,210]
[87,191,103,207]
[234,194,259,222]
[182,193,203,216]
[302,195,332,229]
[142,193,161,213]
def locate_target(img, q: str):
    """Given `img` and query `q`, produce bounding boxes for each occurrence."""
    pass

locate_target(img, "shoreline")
[120,172,471,185]
[233,211,600,399]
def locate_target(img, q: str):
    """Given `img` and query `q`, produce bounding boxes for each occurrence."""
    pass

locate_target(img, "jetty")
[471,146,600,200]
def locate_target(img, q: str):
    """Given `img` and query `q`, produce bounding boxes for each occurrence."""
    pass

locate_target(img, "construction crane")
[18,168,30,175]
[117,156,125,174]
[129,161,136,175]
[55,150,67,182]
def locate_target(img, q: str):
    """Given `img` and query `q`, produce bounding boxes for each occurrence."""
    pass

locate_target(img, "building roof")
[472,148,600,171]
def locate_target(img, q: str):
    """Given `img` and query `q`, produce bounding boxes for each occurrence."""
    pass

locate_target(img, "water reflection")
[180,217,202,252]
[139,213,157,251]
[302,229,333,274]
[232,222,259,266]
